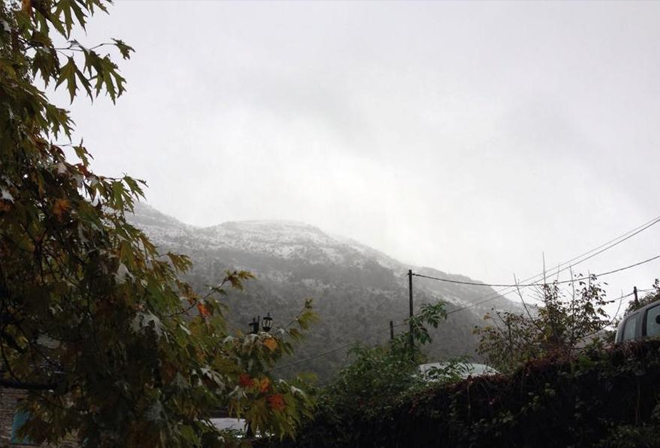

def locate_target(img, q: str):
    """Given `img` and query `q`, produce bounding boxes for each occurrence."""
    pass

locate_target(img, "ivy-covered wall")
[266,340,660,448]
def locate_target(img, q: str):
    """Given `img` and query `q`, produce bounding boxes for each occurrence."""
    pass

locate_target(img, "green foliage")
[321,301,447,416]
[597,421,660,448]
[0,1,315,446]
[408,302,447,346]
[474,276,611,373]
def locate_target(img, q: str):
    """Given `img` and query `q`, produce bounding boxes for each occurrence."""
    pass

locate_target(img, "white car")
[615,300,660,343]
[211,418,247,433]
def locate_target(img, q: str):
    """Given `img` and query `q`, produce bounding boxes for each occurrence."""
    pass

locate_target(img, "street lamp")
[262,313,273,332]
[249,313,273,334]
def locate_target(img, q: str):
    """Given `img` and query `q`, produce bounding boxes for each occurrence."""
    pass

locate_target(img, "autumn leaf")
[267,394,285,411]
[263,337,278,352]
[53,198,71,219]
[258,377,271,393]
[22,0,32,17]
[196,302,211,318]
[239,373,254,388]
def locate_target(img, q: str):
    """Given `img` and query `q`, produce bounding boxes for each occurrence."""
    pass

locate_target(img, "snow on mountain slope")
[131,203,406,270]
[129,202,520,314]
[198,221,359,265]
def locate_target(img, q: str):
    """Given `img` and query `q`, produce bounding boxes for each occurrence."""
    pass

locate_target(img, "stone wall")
[0,388,77,448]
[0,388,31,447]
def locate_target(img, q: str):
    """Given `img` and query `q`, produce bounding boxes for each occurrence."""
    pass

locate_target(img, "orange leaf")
[196,302,211,318]
[22,0,32,17]
[263,337,278,352]
[53,198,70,219]
[258,377,271,393]
[267,394,285,411]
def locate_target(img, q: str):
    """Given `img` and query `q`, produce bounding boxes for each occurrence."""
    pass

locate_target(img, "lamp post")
[262,312,273,332]
[249,312,273,334]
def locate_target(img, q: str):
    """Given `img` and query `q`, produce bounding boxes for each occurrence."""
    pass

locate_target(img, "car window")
[622,313,639,341]
[646,305,660,338]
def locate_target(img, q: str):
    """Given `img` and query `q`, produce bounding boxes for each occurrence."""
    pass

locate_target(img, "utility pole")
[507,320,513,365]
[408,269,414,359]
[634,286,640,307]
[390,320,394,341]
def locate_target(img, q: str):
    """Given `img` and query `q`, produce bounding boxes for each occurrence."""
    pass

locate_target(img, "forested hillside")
[130,203,522,380]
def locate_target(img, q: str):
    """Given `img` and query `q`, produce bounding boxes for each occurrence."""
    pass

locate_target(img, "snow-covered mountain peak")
[197,220,366,265]
[206,220,329,241]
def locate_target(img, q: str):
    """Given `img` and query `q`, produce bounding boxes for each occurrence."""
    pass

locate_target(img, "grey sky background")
[59,1,660,315]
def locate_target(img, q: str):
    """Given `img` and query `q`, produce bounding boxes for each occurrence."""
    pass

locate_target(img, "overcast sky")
[59,1,660,315]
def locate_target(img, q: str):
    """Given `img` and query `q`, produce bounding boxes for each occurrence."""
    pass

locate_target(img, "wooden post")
[408,269,414,359]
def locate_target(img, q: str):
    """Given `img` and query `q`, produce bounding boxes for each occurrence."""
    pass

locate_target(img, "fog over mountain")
[129,202,523,380]
[67,1,660,312]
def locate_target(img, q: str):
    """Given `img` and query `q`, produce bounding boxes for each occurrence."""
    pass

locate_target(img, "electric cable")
[414,253,660,289]
[437,213,660,313]
[445,253,660,315]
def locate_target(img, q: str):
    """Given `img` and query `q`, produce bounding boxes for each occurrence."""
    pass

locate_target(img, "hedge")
[262,339,660,448]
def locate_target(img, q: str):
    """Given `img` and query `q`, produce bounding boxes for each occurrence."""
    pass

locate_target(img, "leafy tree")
[319,302,451,418]
[276,302,474,447]
[0,1,316,446]
[474,276,611,373]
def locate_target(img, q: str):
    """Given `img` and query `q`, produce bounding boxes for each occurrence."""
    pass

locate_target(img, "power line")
[592,254,660,279]
[413,272,531,288]
[445,253,660,316]
[417,214,660,289]
[536,214,660,280]
[438,214,660,312]
[414,253,660,289]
